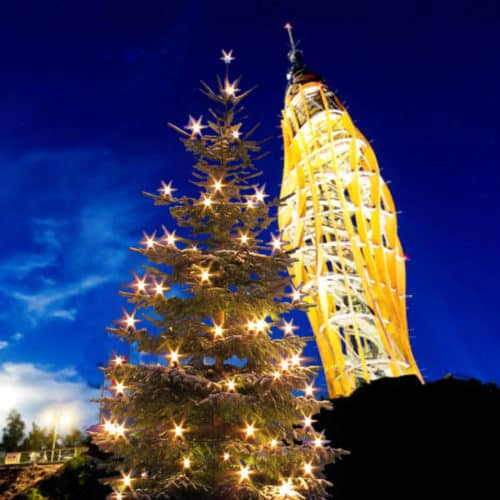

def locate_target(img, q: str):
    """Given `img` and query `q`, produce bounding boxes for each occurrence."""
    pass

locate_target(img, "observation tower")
[278,25,423,397]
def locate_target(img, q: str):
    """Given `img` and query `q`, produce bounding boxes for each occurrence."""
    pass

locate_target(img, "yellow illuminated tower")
[278,25,423,397]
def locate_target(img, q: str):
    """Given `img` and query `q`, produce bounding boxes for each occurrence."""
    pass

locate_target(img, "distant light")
[220,49,235,64]
[239,465,251,481]
[183,457,191,469]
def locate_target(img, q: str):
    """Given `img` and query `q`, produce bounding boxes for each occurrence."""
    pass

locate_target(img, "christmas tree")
[92,51,340,500]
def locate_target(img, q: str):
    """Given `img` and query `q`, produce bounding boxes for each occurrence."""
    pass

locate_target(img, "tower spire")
[284,22,303,70]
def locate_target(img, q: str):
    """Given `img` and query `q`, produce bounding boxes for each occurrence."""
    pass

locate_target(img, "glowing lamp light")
[270,438,278,448]
[246,198,255,208]
[254,186,267,203]
[231,129,240,140]
[115,382,125,395]
[223,452,230,461]
[227,379,236,392]
[281,359,289,371]
[270,235,283,252]
[291,354,301,366]
[239,233,249,245]
[122,310,138,330]
[255,318,267,332]
[142,232,156,249]
[291,288,302,303]
[313,436,324,448]
[115,423,126,437]
[282,320,296,336]
[303,462,313,475]
[303,416,313,428]
[113,491,123,500]
[273,370,281,380]
[213,179,223,191]
[239,465,251,482]
[245,423,255,438]
[202,196,212,208]
[224,80,238,97]
[247,320,256,331]
[182,457,191,469]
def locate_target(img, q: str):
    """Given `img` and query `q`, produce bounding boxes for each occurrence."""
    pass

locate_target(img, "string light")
[291,354,301,366]
[239,233,249,245]
[224,79,239,97]
[113,355,124,366]
[202,195,213,208]
[239,465,251,482]
[270,234,283,252]
[246,198,255,208]
[164,230,177,247]
[223,452,230,461]
[231,129,241,140]
[304,384,315,397]
[220,49,235,64]
[270,438,278,448]
[226,379,236,392]
[113,491,123,500]
[200,267,211,283]
[254,186,267,203]
[303,462,313,475]
[213,179,223,191]
[313,436,324,448]
[135,277,146,293]
[303,415,314,428]
[247,320,256,331]
[185,115,206,136]
[290,287,303,303]
[273,370,281,379]
[160,180,175,197]
[154,281,165,296]
[142,231,156,249]
[255,318,267,332]
[115,381,125,395]
[245,423,255,438]
[281,320,297,336]
[281,359,289,371]
[278,478,297,498]
[122,473,132,488]
[121,310,138,330]
[182,457,191,469]
[115,423,126,437]
[173,423,185,438]
[167,349,180,365]
[213,324,224,338]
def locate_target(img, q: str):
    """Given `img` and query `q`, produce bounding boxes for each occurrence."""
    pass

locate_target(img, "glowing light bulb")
[114,492,123,500]
[231,129,240,139]
[245,424,255,438]
[122,474,132,488]
[202,196,212,208]
[142,232,156,249]
[122,310,138,330]
[273,370,281,379]
[115,381,125,395]
[224,80,238,97]
[104,420,114,434]
[168,350,180,365]
[246,198,255,208]
[115,423,126,437]
[213,324,224,338]
[239,233,249,245]
[255,318,267,332]
[254,186,267,203]
[270,438,278,448]
[281,359,289,371]
[304,384,314,397]
[291,288,302,303]
[227,379,236,392]
[135,278,146,292]
[164,231,176,247]
[291,354,301,366]
[223,452,230,461]
[199,267,211,283]
[185,115,206,136]
[213,179,223,191]
[314,436,323,448]
[282,320,296,336]
[303,416,313,428]
[303,462,313,475]
[154,281,165,295]
[220,49,234,64]
[247,320,256,331]
[173,424,184,438]
[113,355,124,366]
[278,478,296,498]
[239,465,250,481]
[183,457,191,469]
[270,235,282,251]
[160,180,175,197]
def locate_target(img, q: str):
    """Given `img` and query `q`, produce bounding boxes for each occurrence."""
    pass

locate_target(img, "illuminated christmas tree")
[278,25,423,398]
[92,51,339,500]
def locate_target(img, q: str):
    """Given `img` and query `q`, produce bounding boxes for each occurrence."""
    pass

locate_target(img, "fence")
[0,447,87,466]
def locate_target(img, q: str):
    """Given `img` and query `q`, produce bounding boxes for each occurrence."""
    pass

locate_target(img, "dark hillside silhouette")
[316,375,500,499]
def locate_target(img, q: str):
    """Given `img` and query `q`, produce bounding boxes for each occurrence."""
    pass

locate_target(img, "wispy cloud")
[0,362,99,429]
[0,341,8,350]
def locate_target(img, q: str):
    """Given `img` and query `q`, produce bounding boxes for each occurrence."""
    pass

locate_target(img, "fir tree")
[92,53,340,499]
[2,410,25,451]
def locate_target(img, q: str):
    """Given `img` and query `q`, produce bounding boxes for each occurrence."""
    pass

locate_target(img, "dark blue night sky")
[0,0,499,426]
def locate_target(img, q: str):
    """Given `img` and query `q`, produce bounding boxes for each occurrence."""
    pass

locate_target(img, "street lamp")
[44,412,71,462]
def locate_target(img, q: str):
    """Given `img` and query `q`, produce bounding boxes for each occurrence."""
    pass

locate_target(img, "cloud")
[50,309,77,321]
[0,341,8,350]
[11,332,23,341]
[0,363,99,430]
